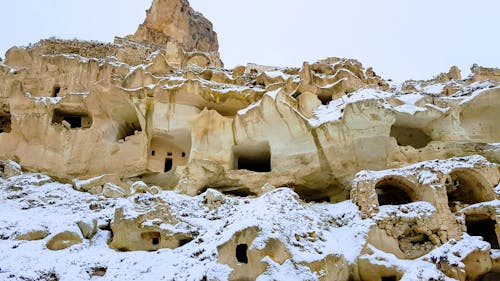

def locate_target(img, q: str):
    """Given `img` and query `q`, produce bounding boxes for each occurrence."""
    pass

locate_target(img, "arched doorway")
[375,176,416,206]
[446,169,493,211]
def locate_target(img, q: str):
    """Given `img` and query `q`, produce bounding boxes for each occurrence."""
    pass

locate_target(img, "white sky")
[1,0,499,81]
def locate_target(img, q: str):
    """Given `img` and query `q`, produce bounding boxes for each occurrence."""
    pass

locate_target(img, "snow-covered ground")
[0,167,495,280]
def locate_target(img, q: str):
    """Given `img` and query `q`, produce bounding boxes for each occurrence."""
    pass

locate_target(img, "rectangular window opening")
[52,109,92,129]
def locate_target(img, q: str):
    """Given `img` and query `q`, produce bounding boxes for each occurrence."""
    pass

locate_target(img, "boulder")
[16,229,50,241]
[72,174,124,192]
[102,183,128,198]
[0,160,22,179]
[130,181,148,194]
[77,219,98,239]
[46,231,82,251]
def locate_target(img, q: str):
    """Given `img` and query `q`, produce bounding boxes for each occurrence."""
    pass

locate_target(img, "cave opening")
[291,91,302,99]
[52,109,92,129]
[381,277,398,281]
[481,272,500,281]
[0,113,12,133]
[141,232,161,247]
[465,214,499,249]
[375,177,414,206]
[390,125,431,149]
[232,142,271,172]
[446,170,491,211]
[164,158,173,173]
[117,121,142,140]
[236,244,248,264]
[318,94,333,105]
[52,85,61,97]
[222,188,258,197]
[178,237,193,247]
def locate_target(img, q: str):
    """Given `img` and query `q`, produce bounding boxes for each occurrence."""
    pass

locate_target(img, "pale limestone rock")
[88,185,103,195]
[301,254,349,281]
[0,160,22,179]
[0,4,499,280]
[448,66,462,80]
[471,64,500,82]
[46,231,83,251]
[217,227,291,281]
[77,219,98,239]
[109,202,194,251]
[232,65,246,78]
[148,185,160,195]
[261,183,276,194]
[202,188,225,209]
[130,181,148,194]
[102,183,128,198]
[462,247,492,281]
[16,229,50,241]
[72,174,124,192]
[128,0,219,53]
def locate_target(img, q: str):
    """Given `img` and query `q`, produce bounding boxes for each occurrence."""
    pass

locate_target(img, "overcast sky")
[1,0,499,81]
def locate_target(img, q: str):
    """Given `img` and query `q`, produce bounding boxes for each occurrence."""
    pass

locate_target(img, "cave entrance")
[465,214,499,249]
[117,120,142,141]
[390,125,431,149]
[164,158,173,172]
[52,109,92,129]
[381,277,398,281]
[318,94,333,105]
[375,177,415,206]
[0,113,12,133]
[232,141,271,172]
[481,272,500,281]
[52,85,61,97]
[446,169,492,211]
[236,244,248,264]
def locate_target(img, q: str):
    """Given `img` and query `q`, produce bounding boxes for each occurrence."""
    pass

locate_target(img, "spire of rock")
[127,0,219,53]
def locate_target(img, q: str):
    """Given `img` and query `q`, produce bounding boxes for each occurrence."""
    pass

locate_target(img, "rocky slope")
[0,0,499,280]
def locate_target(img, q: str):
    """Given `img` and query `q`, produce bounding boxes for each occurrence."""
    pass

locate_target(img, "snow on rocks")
[2,164,497,280]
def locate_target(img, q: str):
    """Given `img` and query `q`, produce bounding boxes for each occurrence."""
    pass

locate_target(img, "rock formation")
[128,0,219,53]
[0,0,499,280]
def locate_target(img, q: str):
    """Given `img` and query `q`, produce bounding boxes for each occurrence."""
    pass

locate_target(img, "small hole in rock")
[52,85,61,97]
[236,244,248,264]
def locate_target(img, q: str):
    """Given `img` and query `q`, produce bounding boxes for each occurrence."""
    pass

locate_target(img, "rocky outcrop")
[109,198,195,251]
[128,0,219,53]
[1,1,499,280]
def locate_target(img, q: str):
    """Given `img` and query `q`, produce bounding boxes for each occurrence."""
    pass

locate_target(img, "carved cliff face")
[128,0,219,53]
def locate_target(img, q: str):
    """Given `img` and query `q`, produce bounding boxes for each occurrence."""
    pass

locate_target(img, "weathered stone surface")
[46,231,82,251]
[0,1,499,280]
[130,181,148,194]
[16,229,50,241]
[102,183,128,198]
[217,227,291,280]
[72,174,124,192]
[109,200,194,251]
[77,219,98,239]
[0,160,22,179]
[128,0,219,53]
